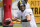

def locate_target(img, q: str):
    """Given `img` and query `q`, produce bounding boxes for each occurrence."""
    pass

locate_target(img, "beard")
[20,9,25,12]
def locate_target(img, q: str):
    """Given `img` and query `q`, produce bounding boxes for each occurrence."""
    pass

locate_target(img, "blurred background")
[0,0,40,27]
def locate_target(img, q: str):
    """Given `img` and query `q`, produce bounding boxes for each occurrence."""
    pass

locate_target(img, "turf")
[37,24,40,27]
[0,24,40,27]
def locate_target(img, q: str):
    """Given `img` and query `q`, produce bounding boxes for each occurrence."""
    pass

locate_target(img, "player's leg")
[22,22,31,27]
[22,22,26,27]
[25,22,31,27]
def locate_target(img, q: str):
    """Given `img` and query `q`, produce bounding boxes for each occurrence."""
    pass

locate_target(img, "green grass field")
[0,24,40,27]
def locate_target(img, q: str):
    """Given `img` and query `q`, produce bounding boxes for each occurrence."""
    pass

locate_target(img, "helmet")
[18,0,25,10]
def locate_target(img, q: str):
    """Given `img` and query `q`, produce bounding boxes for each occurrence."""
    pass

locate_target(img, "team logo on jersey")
[21,15,23,20]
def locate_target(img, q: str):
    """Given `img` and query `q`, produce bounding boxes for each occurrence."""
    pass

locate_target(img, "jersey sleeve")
[25,9,32,16]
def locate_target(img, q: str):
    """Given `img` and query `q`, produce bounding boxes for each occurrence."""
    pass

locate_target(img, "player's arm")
[12,17,17,21]
[25,9,32,22]
[17,19,21,22]
[12,17,21,22]
[26,14,31,22]
[6,17,21,22]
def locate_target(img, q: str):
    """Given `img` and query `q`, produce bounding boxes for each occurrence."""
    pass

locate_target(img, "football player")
[17,1,37,27]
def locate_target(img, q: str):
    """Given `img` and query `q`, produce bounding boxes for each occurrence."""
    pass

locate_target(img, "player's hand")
[4,18,12,25]
[12,17,17,21]
[5,18,12,21]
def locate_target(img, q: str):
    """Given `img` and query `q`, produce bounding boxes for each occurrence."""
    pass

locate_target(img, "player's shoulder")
[25,9,32,12]
[26,2,30,9]
[26,2,30,6]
